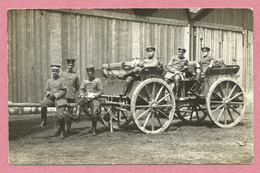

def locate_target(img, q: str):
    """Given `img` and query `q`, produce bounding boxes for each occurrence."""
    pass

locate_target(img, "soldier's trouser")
[78,99,101,135]
[57,106,66,133]
[66,99,75,131]
[81,100,101,119]
[41,98,66,124]
[41,98,55,123]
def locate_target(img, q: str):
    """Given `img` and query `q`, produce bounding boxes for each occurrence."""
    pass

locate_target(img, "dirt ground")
[8,108,254,165]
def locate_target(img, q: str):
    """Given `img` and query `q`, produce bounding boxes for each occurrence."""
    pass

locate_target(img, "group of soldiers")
[39,60,103,139]
[38,45,214,139]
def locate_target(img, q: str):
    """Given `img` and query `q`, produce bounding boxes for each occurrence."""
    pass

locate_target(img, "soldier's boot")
[59,118,65,139]
[92,117,97,136]
[66,116,74,133]
[175,83,180,100]
[116,70,135,80]
[75,105,81,123]
[119,78,133,96]
[39,107,47,127]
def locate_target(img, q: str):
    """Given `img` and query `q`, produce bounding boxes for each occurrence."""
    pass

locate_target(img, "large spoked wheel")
[131,78,175,134]
[176,104,208,124]
[206,77,246,128]
[99,105,131,129]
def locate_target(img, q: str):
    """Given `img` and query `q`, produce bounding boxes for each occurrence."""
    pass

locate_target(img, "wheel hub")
[223,98,230,107]
[149,101,158,110]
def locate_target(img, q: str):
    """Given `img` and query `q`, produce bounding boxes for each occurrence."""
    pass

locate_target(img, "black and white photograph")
[8,8,254,164]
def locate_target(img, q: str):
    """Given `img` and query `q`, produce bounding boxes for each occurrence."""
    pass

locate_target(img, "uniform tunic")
[165,55,189,80]
[199,55,214,71]
[133,57,159,73]
[41,76,67,118]
[60,70,80,100]
[78,78,104,117]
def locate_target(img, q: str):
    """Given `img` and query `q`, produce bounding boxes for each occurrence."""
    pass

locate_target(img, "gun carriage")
[99,60,246,133]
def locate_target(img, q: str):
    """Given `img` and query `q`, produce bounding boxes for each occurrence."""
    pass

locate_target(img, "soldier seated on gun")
[116,46,160,96]
[165,47,189,100]
[76,65,103,136]
[38,64,67,139]
[193,46,215,92]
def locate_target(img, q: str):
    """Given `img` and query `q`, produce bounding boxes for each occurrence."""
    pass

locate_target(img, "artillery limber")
[99,61,246,133]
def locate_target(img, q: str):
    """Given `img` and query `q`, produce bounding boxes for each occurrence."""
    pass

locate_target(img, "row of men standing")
[39,59,103,139]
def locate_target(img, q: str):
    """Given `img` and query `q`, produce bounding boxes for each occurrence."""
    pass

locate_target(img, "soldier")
[165,47,189,99]
[38,64,67,139]
[60,59,80,132]
[76,65,103,136]
[116,46,160,96]
[194,46,215,88]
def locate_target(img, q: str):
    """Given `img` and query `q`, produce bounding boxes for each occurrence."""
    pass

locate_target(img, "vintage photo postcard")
[7,8,253,165]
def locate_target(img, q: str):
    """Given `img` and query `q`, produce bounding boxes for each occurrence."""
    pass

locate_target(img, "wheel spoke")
[229,106,241,115]
[144,85,151,101]
[228,84,237,98]
[190,106,194,121]
[230,92,243,101]
[158,93,170,104]
[219,83,225,98]
[143,112,152,128]
[153,105,173,109]
[210,101,223,104]
[227,107,234,122]
[213,91,223,100]
[228,101,244,105]
[224,108,227,125]
[137,109,150,120]
[152,83,156,99]
[195,106,200,121]
[212,104,224,114]
[135,105,150,109]
[155,111,163,127]
[197,105,208,115]
[155,85,165,101]
[151,112,155,131]
[138,94,150,104]
[217,107,225,122]
[226,81,229,97]
[157,109,170,119]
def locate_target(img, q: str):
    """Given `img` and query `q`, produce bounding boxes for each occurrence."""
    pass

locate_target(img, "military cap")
[201,46,210,52]
[50,64,61,69]
[146,46,156,52]
[86,65,95,71]
[178,47,186,53]
[66,59,76,65]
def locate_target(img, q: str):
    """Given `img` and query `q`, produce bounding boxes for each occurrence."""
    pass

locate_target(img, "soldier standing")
[38,64,67,139]
[60,59,80,132]
[76,65,103,136]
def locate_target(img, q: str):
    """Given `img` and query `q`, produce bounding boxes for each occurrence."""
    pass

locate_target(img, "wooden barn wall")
[193,27,253,104]
[194,9,253,31]
[8,9,189,103]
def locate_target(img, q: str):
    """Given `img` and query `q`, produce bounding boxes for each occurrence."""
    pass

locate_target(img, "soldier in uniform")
[165,47,189,99]
[38,64,67,139]
[76,65,103,136]
[60,59,80,132]
[116,46,160,96]
[195,46,215,82]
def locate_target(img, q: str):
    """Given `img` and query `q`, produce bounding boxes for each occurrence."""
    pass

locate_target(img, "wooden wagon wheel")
[176,104,208,124]
[131,78,175,134]
[98,105,131,129]
[206,77,246,128]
